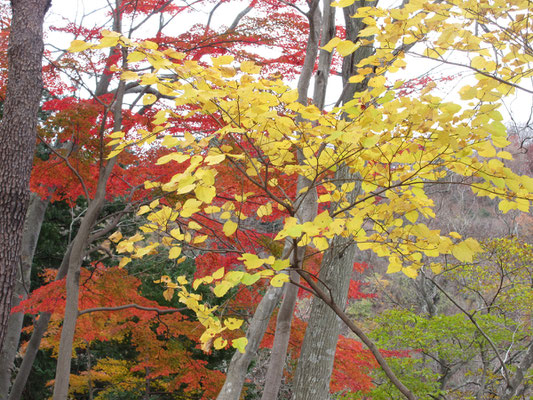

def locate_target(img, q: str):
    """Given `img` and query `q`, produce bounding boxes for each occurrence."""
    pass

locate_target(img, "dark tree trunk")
[0,194,48,399]
[0,0,49,353]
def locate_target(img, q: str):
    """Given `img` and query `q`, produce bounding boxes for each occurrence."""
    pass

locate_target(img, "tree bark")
[0,194,48,400]
[261,172,318,400]
[52,102,122,400]
[217,2,322,399]
[7,244,71,400]
[291,166,359,400]
[292,2,378,398]
[216,285,284,400]
[0,0,49,353]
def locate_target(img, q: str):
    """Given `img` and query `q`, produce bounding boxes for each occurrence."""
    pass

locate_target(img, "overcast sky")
[43,0,533,127]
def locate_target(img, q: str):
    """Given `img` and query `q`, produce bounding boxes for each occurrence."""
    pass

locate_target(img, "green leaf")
[232,337,248,353]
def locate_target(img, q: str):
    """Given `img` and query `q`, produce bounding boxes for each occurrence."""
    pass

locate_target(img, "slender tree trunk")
[216,284,285,400]
[261,173,317,400]
[8,245,71,400]
[51,163,119,400]
[292,2,378,398]
[292,166,359,400]
[217,2,322,399]
[260,269,300,400]
[260,0,336,397]
[0,194,48,399]
[52,99,123,400]
[0,0,49,353]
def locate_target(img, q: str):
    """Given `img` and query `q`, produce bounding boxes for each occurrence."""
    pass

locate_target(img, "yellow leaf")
[205,153,226,165]
[214,337,228,350]
[498,199,514,213]
[156,153,190,165]
[387,257,402,273]
[96,35,120,48]
[313,236,329,251]
[142,40,158,50]
[321,37,342,52]
[241,272,262,285]
[106,149,122,159]
[195,185,216,203]
[239,253,265,269]
[429,263,442,274]
[331,0,356,7]
[213,281,233,297]
[161,135,179,148]
[223,220,238,236]
[127,51,146,62]
[270,273,290,287]
[192,235,208,244]
[68,40,93,53]
[163,288,174,301]
[405,210,418,223]
[471,55,487,70]
[449,231,462,239]
[121,71,139,81]
[240,60,262,74]
[169,247,182,259]
[143,93,157,105]
[109,231,123,243]
[137,205,150,215]
[336,40,360,57]
[452,238,482,263]
[280,89,298,103]
[118,257,131,269]
[108,131,125,139]
[272,259,290,271]
[212,267,225,280]
[349,74,365,83]
[257,203,273,217]
[402,266,418,279]
[224,318,244,330]
[212,55,234,66]
[232,337,248,353]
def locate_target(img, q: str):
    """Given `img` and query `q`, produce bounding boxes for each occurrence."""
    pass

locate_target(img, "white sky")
[44,0,533,127]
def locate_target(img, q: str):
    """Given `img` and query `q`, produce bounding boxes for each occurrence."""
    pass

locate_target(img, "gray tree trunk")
[216,285,284,400]
[0,194,48,400]
[291,166,359,400]
[292,2,377,398]
[261,172,318,400]
[52,99,123,400]
[0,0,49,353]
[8,245,71,400]
[217,2,323,399]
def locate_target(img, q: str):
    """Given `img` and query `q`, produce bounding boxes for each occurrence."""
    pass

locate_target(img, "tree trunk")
[51,162,118,400]
[52,67,125,397]
[0,0,49,353]
[292,2,377,398]
[0,194,48,399]
[292,166,359,400]
[260,269,300,400]
[216,284,284,400]
[217,2,323,399]
[8,244,71,400]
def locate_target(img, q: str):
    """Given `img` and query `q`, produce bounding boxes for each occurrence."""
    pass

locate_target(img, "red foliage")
[15,264,225,397]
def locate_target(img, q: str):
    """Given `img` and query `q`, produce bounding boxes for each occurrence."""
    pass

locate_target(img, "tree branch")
[78,303,187,316]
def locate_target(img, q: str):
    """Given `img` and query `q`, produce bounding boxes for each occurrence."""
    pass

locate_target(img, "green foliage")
[367,237,533,399]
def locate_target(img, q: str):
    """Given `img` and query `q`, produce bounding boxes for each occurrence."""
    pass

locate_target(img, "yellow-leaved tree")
[70,0,533,398]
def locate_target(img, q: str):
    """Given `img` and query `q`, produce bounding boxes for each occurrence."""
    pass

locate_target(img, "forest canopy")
[0,0,531,399]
